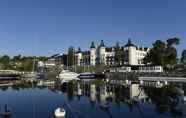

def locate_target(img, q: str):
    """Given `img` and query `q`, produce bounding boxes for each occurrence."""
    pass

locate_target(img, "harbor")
[0,79,186,118]
[0,0,186,117]
[1,67,186,118]
[0,64,186,118]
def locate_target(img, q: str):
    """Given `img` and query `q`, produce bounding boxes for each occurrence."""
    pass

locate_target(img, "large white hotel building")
[75,39,150,66]
[45,39,163,72]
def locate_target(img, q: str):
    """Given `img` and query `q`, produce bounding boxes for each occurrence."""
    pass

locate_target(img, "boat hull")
[78,73,95,79]
[54,108,66,118]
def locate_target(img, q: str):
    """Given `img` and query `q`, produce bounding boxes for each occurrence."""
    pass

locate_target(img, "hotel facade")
[75,39,150,66]
[44,39,163,72]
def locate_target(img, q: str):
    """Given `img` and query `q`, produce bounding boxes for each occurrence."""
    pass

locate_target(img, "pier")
[138,76,186,88]
[139,77,186,82]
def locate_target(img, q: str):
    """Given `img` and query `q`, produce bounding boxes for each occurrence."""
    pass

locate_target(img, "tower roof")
[77,47,82,53]
[124,39,137,47]
[100,40,105,47]
[90,41,95,48]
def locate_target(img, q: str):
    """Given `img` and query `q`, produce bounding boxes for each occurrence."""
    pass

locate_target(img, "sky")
[0,0,185,57]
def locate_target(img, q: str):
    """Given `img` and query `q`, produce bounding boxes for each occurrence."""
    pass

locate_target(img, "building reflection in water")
[60,82,148,104]
[77,82,82,96]
[0,80,185,118]
[56,81,186,117]
[90,84,96,102]
[130,84,148,102]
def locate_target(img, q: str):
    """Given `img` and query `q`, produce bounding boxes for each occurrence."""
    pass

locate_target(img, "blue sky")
[0,0,185,56]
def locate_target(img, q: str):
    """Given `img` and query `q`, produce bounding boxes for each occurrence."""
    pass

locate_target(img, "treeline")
[143,37,186,71]
[0,55,48,71]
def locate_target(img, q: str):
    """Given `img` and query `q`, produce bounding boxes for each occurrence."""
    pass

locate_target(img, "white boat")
[57,50,79,82]
[23,72,39,79]
[54,107,66,118]
[57,70,79,80]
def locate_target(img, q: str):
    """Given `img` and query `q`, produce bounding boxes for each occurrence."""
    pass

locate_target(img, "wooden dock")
[0,83,13,87]
[139,76,186,82]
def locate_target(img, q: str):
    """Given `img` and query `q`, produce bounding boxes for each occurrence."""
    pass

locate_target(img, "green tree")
[0,54,48,71]
[22,59,33,71]
[144,40,167,66]
[144,37,180,70]
[16,56,33,71]
[68,46,75,67]
[181,50,186,64]
[0,55,11,69]
[13,55,22,62]
[37,56,48,62]
[165,38,180,69]
[167,37,180,47]
[114,42,124,66]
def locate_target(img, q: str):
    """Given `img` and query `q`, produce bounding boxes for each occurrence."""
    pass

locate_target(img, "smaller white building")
[37,61,45,67]
[44,58,56,67]
[138,65,163,73]
[75,48,83,66]
[110,66,131,73]
[110,65,163,73]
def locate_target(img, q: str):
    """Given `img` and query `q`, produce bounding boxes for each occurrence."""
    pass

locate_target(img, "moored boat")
[57,70,79,80]
[78,72,95,79]
[54,107,66,118]
[94,72,106,79]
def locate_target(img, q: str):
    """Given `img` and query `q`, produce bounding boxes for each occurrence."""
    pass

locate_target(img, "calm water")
[0,83,186,118]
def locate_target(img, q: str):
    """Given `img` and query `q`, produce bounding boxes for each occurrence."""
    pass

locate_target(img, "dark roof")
[90,42,95,48]
[51,54,60,58]
[144,47,149,51]
[77,47,82,53]
[124,39,137,47]
[100,40,105,47]
[51,53,64,58]
[51,53,65,59]
[82,51,90,55]
[136,47,149,51]
[121,46,124,50]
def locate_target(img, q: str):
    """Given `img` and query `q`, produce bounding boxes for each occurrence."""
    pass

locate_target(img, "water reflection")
[0,81,186,118]
[54,81,186,118]
[144,85,184,117]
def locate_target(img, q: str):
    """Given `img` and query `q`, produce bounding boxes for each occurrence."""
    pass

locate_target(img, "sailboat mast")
[67,55,68,70]
[74,48,76,72]
[32,57,36,72]
[73,48,74,72]
[84,55,85,72]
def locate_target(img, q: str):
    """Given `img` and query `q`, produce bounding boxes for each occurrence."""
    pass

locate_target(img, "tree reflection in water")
[66,81,76,102]
[56,81,186,118]
[143,84,184,117]
[1,80,185,117]
[0,86,9,91]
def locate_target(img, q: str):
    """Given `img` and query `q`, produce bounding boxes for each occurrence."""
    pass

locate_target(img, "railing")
[139,76,186,82]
